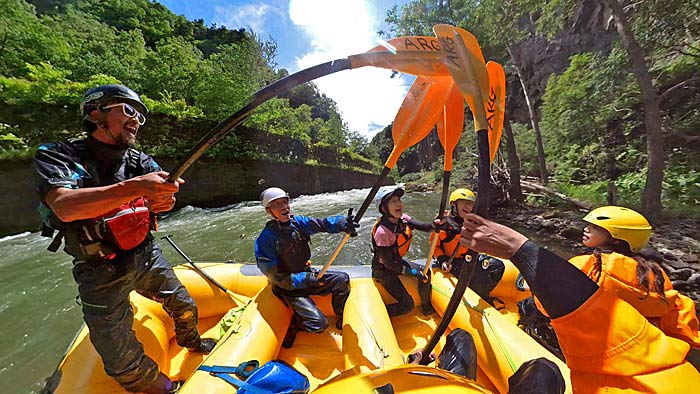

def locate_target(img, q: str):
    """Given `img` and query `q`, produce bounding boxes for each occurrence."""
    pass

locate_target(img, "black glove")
[430,216,450,232]
[339,208,359,237]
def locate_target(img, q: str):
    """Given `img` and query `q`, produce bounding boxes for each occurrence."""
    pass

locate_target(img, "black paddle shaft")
[353,166,391,222]
[420,129,490,364]
[167,59,351,181]
[161,235,230,294]
[438,171,451,219]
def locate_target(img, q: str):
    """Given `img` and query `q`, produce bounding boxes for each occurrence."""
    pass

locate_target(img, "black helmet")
[80,84,148,116]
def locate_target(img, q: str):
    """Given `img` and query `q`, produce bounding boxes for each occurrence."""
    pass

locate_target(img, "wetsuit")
[371,213,434,316]
[34,137,203,392]
[255,214,350,333]
[432,214,505,301]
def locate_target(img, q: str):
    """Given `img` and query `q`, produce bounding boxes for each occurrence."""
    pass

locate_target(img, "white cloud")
[289,0,410,139]
[213,2,285,34]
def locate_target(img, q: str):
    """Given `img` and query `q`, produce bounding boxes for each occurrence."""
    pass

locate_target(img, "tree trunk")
[602,0,665,217]
[520,180,593,210]
[602,135,617,205]
[507,46,549,185]
[503,118,523,202]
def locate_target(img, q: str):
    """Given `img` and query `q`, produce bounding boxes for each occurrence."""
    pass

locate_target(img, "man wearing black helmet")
[34,85,213,394]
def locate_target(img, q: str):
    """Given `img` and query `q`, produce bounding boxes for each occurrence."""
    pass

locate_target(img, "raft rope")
[432,283,518,372]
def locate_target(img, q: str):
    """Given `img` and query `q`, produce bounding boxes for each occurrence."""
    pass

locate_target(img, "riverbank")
[404,181,700,310]
[0,159,391,237]
[496,204,700,312]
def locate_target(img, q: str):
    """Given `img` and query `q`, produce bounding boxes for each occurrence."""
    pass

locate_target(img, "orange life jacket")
[551,287,700,393]
[431,226,469,261]
[372,216,413,257]
[569,253,700,348]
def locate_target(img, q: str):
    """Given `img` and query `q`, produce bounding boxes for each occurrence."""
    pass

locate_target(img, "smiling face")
[582,223,613,248]
[105,104,142,146]
[266,197,291,222]
[89,102,142,147]
[385,195,403,219]
[453,199,474,219]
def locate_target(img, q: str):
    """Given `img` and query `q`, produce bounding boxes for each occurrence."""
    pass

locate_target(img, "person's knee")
[300,312,328,333]
[328,271,350,292]
[439,328,477,380]
[106,348,160,392]
[508,357,565,394]
[293,300,328,332]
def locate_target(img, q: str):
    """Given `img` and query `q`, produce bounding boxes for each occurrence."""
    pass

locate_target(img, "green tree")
[193,36,274,119]
[44,6,148,87]
[137,36,203,103]
[0,0,66,76]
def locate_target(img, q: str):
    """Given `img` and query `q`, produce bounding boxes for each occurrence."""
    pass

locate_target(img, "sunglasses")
[102,103,146,125]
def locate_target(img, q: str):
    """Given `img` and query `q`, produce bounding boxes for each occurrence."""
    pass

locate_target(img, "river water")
[0,187,574,393]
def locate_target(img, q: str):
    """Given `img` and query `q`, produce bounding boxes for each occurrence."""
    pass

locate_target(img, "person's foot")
[422,305,436,316]
[188,338,216,353]
[282,326,298,348]
[167,380,184,393]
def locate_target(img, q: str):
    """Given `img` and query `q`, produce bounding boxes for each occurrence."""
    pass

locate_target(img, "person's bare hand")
[459,213,528,259]
[138,171,184,212]
[441,261,452,272]
[407,349,435,365]
[145,196,176,213]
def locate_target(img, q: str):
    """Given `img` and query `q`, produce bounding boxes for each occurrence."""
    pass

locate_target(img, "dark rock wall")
[0,159,389,236]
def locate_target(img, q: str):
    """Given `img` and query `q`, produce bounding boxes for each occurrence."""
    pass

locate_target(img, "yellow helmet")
[449,188,476,205]
[582,206,652,252]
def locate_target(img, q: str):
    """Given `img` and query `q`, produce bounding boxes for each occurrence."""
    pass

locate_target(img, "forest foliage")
[2,0,698,213]
[381,0,699,214]
[0,0,376,171]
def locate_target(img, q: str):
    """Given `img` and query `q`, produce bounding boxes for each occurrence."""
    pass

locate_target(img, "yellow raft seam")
[432,283,518,372]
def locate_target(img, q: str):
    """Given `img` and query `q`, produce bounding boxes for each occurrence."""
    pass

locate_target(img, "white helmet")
[260,187,289,208]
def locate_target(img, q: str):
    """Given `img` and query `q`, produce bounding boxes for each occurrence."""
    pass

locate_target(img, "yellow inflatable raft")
[45,262,570,393]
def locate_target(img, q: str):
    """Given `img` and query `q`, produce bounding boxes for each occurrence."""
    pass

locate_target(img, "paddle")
[421,82,465,279]
[420,24,493,365]
[486,61,506,162]
[162,235,250,306]
[428,62,507,278]
[166,46,449,182]
[317,75,453,279]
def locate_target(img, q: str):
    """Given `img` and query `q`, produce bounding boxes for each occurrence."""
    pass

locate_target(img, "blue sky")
[158,0,412,139]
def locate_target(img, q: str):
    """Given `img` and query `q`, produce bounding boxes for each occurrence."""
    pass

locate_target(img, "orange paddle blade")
[486,61,506,163]
[433,24,489,132]
[386,75,454,168]
[350,49,447,77]
[368,36,441,54]
[437,82,465,171]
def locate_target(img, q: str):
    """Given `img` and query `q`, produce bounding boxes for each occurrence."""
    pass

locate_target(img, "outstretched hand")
[340,208,360,237]
[459,214,528,259]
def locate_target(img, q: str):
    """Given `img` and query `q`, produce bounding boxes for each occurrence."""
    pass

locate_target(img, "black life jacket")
[41,139,148,259]
[266,217,312,273]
